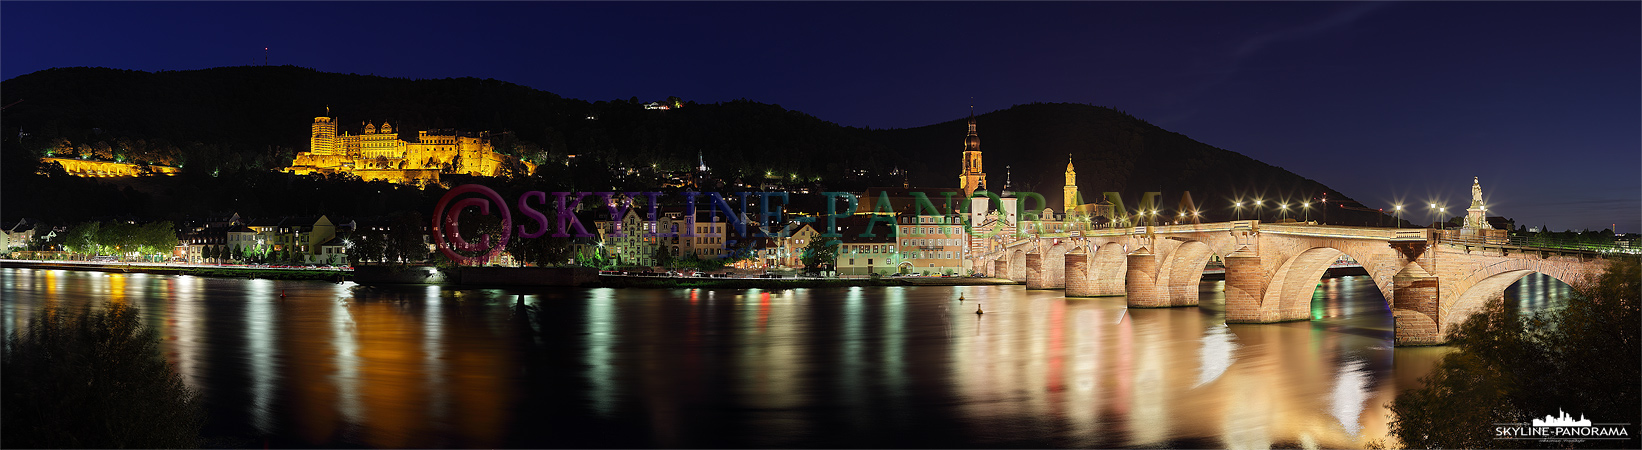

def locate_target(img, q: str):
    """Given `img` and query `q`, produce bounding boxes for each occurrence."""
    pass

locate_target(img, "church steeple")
[1063,155,1079,218]
[958,107,987,198]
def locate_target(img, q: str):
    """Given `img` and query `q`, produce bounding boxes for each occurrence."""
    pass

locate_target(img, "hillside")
[2,66,1386,225]
[0,66,899,181]
[865,102,1363,222]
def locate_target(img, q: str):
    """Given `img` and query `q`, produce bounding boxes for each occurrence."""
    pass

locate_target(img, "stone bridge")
[973,221,1615,346]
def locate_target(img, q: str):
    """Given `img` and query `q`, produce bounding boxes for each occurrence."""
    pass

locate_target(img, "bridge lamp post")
[1279,203,1289,221]
[1253,199,1264,222]
[1233,201,1243,220]
[1394,205,1403,228]
[1301,202,1311,223]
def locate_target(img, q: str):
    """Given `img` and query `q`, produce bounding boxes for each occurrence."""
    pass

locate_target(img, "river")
[0,268,1571,448]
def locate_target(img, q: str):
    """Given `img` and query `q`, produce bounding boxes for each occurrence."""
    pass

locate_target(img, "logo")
[432,184,512,265]
[1495,409,1631,443]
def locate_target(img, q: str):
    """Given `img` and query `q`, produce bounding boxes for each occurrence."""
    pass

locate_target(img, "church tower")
[1063,155,1079,218]
[958,111,987,199]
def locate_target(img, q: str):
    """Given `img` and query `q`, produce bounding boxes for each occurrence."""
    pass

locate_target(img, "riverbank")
[0,260,351,281]
[1,260,1020,288]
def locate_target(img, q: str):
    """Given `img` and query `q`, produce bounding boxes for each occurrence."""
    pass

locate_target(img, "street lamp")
[1301,202,1311,223]
[1233,201,1244,220]
[1321,195,1329,224]
[1253,199,1264,222]
[1394,205,1403,228]
[1278,203,1289,221]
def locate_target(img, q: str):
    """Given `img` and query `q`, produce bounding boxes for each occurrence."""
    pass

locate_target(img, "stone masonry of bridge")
[979,221,1612,346]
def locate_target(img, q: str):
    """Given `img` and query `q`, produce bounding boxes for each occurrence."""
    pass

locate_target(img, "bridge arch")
[1077,241,1128,296]
[1153,234,1238,306]
[1157,240,1219,307]
[1008,248,1027,282]
[1442,269,1536,333]
[1258,247,1348,321]
[1251,242,1403,323]
[1042,241,1071,288]
[1440,258,1597,335]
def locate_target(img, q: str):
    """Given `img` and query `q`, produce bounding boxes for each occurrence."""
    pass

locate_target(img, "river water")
[0,268,1571,448]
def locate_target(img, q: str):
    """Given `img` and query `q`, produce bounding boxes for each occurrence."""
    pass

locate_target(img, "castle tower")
[310,116,336,155]
[1063,155,1079,219]
[958,110,987,199]
[1463,176,1493,230]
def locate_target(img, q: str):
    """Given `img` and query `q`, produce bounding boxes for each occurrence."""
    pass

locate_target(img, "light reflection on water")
[0,269,1577,448]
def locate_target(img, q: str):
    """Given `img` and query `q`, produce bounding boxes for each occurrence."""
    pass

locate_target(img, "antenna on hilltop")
[264,47,268,66]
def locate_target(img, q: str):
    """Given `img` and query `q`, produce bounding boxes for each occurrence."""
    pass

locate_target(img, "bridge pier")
[1392,265,1442,345]
[1222,249,1269,322]
[993,259,1008,281]
[1064,248,1093,296]
[1026,252,1049,289]
[1126,248,1166,307]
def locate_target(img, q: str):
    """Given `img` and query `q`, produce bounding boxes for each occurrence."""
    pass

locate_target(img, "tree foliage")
[1387,257,1640,449]
[2,303,204,448]
[801,237,838,273]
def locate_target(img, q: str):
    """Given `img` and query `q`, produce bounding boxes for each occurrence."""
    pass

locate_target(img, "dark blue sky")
[4,2,1637,233]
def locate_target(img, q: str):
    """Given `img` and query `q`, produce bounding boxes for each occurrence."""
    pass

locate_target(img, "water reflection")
[1330,358,1371,437]
[1195,324,1237,388]
[1,268,1583,448]
[586,288,617,418]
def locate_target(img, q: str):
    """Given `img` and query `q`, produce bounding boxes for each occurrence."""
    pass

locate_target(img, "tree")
[653,245,673,269]
[2,303,204,448]
[504,231,570,267]
[64,221,100,256]
[1387,257,1639,448]
[134,222,176,258]
[387,211,428,264]
[348,231,386,266]
[800,237,837,273]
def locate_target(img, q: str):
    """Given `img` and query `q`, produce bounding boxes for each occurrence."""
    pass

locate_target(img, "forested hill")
[0,65,901,181]
[864,102,1358,220]
[2,66,1383,225]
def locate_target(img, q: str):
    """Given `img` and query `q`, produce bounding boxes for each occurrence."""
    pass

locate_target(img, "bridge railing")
[1438,231,1640,255]
[1257,223,1430,240]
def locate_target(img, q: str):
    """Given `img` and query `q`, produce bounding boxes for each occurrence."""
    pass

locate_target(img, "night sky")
[3,2,1637,233]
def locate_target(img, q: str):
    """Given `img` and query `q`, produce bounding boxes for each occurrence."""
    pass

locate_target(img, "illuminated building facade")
[286,114,535,186]
[39,157,181,177]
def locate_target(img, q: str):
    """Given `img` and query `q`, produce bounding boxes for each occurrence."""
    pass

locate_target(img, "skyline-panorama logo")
[1495,409,1631,443]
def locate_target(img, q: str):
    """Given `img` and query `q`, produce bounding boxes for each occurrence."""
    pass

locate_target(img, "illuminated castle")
[286,112,535,186]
